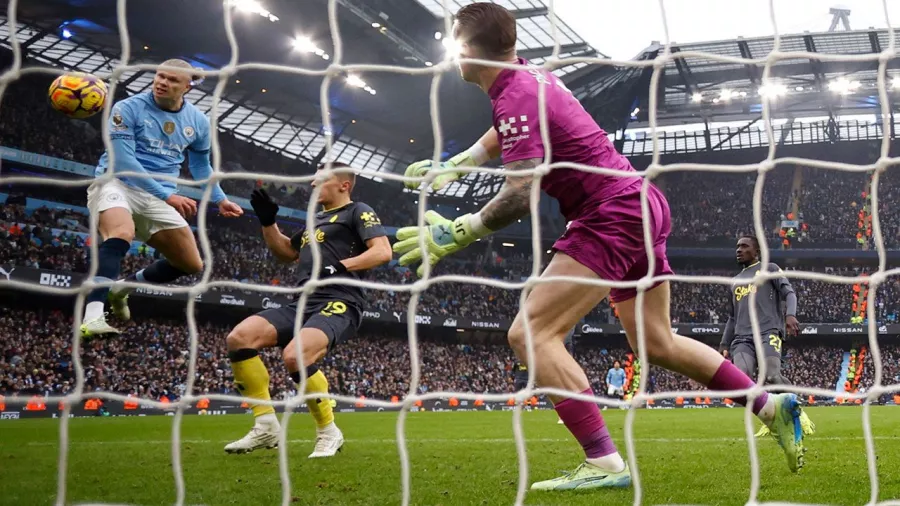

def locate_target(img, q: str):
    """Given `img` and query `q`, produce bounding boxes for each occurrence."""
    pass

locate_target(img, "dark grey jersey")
[728,262,795,336]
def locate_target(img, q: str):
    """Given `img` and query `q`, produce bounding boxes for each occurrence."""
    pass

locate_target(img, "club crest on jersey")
[183,126,195,138]
[163,121,176,135]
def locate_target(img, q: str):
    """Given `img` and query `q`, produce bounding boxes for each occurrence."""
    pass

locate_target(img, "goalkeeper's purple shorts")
[552,181,673,303]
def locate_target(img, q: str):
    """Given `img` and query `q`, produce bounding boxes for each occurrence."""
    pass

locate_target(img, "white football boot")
[79,313,120,339]
[308,424,344,458]
[224,427,279,454]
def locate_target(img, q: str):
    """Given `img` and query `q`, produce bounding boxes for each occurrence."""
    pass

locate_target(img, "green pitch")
[1,406,898,505]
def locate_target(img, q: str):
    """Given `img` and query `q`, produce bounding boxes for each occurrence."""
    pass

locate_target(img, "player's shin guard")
[554,389,618,460]
[229,349,275,418]
[708,360,770,419]
[84,238,131,320]
[291,366,334,429]
[127,258,190,286]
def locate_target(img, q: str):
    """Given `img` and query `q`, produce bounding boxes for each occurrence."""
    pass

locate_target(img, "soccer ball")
[48,74,108,119]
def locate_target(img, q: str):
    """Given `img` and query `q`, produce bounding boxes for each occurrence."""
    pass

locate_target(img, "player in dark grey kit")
[719,235,815,436]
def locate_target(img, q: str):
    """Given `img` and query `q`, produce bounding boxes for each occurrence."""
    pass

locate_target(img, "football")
[48,73,108,119]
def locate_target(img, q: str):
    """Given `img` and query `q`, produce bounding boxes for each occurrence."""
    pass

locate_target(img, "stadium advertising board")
[0,395,887,421]
[5,265,900,336]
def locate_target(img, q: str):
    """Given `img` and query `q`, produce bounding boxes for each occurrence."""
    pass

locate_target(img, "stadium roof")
[0,0,602,196]
[412,0,601,78]
[574,28,900,130]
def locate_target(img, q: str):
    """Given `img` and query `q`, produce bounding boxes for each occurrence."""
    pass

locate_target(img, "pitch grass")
[1,406,898,505]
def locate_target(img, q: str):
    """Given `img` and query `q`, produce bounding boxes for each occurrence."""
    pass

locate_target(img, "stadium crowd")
[7,201,900,324]
[0,308,864,401]
[6,74,900,249]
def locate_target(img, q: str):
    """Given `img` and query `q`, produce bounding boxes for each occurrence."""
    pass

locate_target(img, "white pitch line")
[14,435,900,447]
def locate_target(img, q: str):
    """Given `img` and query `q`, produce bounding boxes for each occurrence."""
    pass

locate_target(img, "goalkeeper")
[224,163,391,458]
[395,3,807,491]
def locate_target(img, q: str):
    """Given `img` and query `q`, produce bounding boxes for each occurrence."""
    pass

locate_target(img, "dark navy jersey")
[290,201,385,309]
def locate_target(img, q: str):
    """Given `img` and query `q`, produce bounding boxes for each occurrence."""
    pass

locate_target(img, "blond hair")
[158,58,200,83]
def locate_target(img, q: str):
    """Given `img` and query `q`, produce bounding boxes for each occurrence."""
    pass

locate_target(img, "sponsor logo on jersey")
[498,115,530,137]
[299,228,326,249]
[39,273,71,287]
[261,297,282,309]
[443,318,457,327]
[219,294,246,306]
[359,211,382,228]
[183,126,195,138]
[163,121,176,135]
[801,326,818,335]
[733,283,757,301]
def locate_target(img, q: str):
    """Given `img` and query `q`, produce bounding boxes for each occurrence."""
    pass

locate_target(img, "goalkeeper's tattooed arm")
[479,157,539,231]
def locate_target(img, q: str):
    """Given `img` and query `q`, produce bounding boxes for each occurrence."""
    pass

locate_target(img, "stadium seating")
[2,307,876,400]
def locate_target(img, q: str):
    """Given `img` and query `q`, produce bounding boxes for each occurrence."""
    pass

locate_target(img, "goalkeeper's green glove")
[403,145,489,191]
[392,210,491,277]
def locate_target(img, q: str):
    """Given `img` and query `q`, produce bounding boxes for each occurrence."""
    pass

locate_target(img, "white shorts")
[87,179,187,242]
[607,385,624,397]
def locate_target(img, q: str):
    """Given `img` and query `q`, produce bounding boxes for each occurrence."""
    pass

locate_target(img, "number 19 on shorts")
[320,301,347,316]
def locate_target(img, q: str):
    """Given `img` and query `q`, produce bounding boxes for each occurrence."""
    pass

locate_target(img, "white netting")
[1,0,900,505]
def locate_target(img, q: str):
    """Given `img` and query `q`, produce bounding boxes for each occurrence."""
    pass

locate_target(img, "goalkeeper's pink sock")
[707,360,771,418]
[555,388,622,469]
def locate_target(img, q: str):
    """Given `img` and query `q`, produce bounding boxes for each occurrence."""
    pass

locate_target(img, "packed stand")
[0,308,847,402]
[659,167,793,247]
[4,202,899,324]
[796,168,869,247]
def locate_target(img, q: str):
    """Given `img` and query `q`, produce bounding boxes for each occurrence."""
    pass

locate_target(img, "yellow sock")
[303,370,334,429]
[230,352,275,418]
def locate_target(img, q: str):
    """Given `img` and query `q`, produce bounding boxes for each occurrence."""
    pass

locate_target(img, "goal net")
[0,0,898,505]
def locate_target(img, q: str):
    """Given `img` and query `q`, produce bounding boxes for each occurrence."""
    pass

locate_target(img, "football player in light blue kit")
[81,59,243,337]
[605,361,626,400]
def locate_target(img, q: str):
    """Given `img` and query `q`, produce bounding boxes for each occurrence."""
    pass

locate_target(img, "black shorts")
[257,299,361,349]
[514,369,529,391]
[731,331,783,359]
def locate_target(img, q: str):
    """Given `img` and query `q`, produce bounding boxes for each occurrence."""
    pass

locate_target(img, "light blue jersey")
[95,92,226,203]
[606,367,625,388]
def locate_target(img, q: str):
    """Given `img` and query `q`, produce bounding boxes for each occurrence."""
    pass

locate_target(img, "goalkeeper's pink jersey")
[489,58,641,221]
